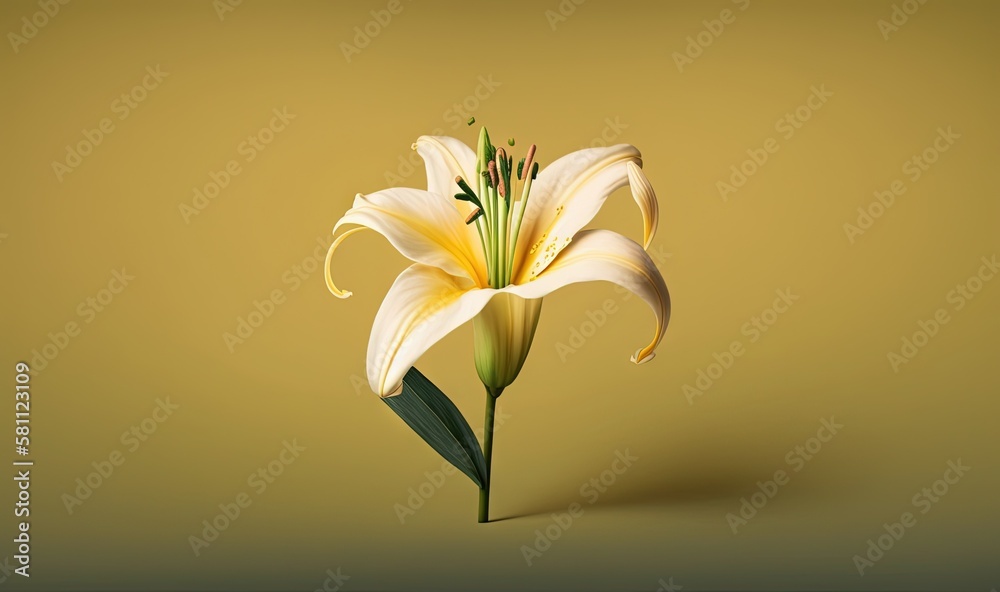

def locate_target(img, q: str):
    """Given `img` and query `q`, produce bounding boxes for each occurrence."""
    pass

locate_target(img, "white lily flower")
[326,130,671,398]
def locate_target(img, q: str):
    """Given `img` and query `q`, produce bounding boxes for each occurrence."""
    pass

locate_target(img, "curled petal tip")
[411,142,418,151]
[380,383,404,398]
[626,161,658,251]
[631,350,656,365]
[325,227,366,300]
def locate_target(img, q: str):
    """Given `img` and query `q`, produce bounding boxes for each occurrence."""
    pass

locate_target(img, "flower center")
[453,127,539,288]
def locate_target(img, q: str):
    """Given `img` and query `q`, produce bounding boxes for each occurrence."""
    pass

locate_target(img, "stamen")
[495,148,508,199]
[465,207,483,224]
[522,144,537,181]
[455,192,482,208]
[455,176,481,204]
[487,160,498,188]
[467,117,476,126]
[507,138,515,146]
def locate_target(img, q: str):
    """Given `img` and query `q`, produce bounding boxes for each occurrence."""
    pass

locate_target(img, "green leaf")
[382,367,487,489]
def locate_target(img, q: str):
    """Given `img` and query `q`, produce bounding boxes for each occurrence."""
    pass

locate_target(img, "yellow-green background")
[1,0,997,589]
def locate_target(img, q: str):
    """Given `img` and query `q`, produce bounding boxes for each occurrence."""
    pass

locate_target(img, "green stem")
[478,386,501,523]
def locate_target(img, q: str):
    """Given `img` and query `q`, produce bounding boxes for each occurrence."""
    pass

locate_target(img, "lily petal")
[325,227,367,298]
[368,264,496,396]
[626,161,659,250]
[513,144,647,283]
[412,136,477,199]
[506,229,670,365]
[329,188,487,295]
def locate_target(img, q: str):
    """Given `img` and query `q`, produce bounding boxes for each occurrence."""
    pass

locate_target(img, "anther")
[465,207,483,224]
[487,160,498,188]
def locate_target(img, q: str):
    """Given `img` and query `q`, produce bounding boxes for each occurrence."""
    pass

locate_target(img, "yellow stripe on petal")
[626,161,659,251]
[512,144,641,283]
[334,188,487,286]
[367,265,497,396]
[412,136,477,198]
[325,227,367,299]
[506,229,670,367]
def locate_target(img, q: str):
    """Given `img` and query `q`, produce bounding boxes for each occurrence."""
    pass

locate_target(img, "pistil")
[455,127,539,288]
